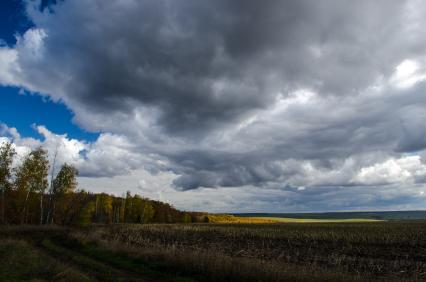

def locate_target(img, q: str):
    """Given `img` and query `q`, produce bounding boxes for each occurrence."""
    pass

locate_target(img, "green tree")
[48,163,78,223]
[52,164,78,194]
[182,213,192,223]
[0,141,16,224]
[131,195,145,223]
[15,147,49,224]
[142,202,155,224]
[78,201,95,227]
[95,193,113,223]
[124,191,132,222]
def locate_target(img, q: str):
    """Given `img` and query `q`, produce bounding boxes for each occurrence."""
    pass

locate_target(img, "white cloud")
[353,156,426,185]
[0,48,20,86]
[390,59,426,88]
[0,123,167,179]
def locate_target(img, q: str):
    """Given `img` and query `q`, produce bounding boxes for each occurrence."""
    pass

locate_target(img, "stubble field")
[0,221,425,281]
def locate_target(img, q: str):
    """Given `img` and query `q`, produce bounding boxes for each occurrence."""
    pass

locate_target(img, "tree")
[124,191,132,222]
[57,190,92,225]
[46,145,58,224]
[182,213,192,223]
[132,195,145,223]
[143,202,155,224]
[119,194,126,223]
[94,193,113,223]
[78,201,95,227]
[15,147,49,224]
[52,163,78,195]
[49,163,78,223]
[0,141,16,224]
[33,148,49,224]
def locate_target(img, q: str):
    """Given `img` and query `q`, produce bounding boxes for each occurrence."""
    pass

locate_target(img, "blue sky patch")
[0,86,99,141]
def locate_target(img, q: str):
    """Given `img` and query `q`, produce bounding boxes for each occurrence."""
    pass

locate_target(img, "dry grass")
[71,230,357,282]
[81,222,426,281]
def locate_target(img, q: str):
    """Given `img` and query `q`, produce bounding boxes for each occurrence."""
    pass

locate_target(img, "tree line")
[0,141,208,226]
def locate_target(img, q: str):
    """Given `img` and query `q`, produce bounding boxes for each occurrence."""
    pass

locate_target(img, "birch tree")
[50,163,78,223]
[15,147,49,224]
[0,141,16,224]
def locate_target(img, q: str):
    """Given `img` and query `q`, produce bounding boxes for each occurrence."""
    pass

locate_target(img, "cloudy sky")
[1,0,426,212]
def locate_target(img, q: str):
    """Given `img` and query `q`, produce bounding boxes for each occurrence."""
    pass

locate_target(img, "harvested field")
[0,222,425,281]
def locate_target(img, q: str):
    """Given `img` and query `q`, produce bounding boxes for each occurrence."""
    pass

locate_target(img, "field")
[0,222,425,281]
[245,217,383,223]
[207,214,383,223]
[234,210,426,220]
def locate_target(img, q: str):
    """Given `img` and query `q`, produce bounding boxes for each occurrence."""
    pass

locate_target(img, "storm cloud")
[1,0,426,210]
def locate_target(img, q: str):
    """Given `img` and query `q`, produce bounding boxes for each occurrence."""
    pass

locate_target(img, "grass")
[0,238,91,282]
[45,237,197,282]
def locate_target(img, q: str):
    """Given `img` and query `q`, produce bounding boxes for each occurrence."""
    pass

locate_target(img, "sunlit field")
[208,214,383,223]
[251,217,383,223]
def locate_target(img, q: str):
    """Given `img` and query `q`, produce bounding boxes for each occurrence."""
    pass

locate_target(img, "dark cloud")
[19,0,412,133]
[2,0,426,202]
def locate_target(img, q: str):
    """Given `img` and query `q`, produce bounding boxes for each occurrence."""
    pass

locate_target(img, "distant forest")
[0,141,208,226]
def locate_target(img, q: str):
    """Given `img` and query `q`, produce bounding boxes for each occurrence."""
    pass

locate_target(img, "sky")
[0,0,426,213]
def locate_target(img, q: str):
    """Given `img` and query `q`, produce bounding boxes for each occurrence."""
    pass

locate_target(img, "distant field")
[208,214,382,223]
[234,210,426,221]
[250,217,383,223]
